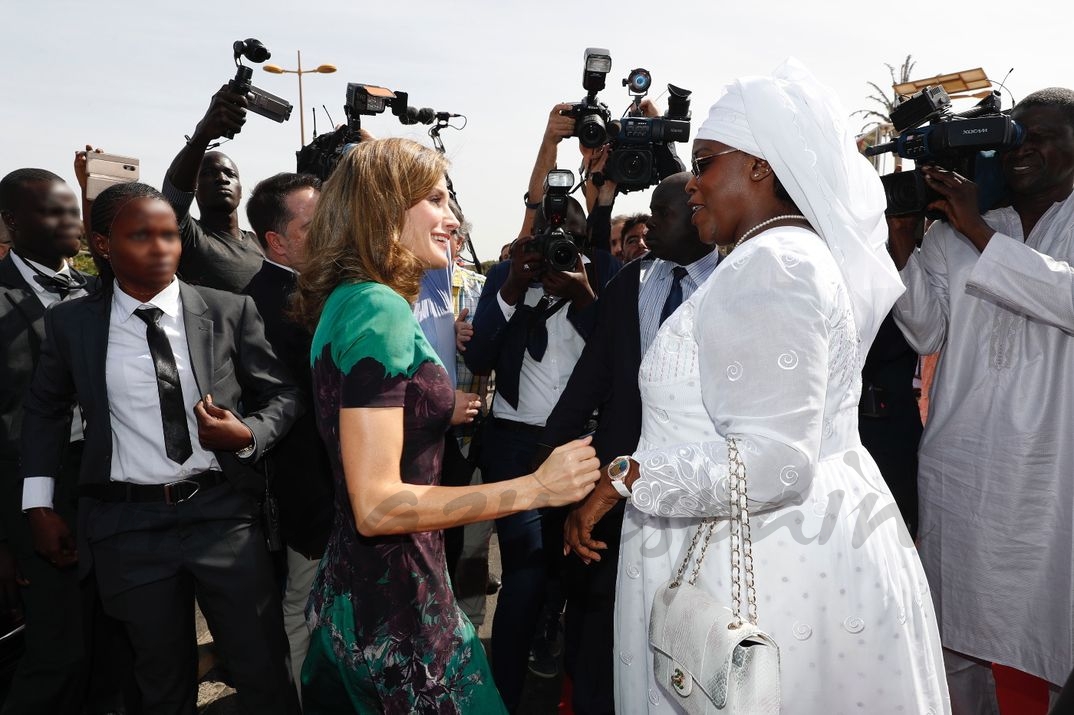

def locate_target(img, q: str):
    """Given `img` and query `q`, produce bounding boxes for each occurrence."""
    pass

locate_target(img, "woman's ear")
[750,158,772,182]
[89,231,109,260]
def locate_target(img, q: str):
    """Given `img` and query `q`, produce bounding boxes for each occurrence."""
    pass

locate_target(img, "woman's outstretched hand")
[532,437,600,507]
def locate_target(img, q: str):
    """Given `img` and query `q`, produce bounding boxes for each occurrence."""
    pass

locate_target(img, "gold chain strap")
[668,436,758,629]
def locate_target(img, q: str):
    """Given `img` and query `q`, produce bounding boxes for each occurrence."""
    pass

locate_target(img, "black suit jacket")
[20,280,303,497]
[0,255,98,539]
[539,257,645,467]
[243,261,333,557]
[0,256,98,461]
[536,259,647,621]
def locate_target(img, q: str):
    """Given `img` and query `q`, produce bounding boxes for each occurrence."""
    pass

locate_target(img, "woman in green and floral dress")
[291,138,600,714]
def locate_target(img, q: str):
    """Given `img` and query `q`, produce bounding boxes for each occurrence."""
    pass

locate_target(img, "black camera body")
[563,47,614,149]
[344,83,410,121]
[560,49,691,193]
[566,98,612,149]
[226,39,292,139]
[296,83,412,181]
[604,83,692,193]
[531,170,580,272]
[868,87,1024,216]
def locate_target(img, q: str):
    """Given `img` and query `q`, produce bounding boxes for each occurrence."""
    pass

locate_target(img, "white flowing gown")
[614,227,950,714]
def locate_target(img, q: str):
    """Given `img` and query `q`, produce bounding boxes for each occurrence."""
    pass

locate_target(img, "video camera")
[296,83,411,180]
[866,86,1024,216]
[295,80,468,181]
[605,75,692,193]
[561,49,691,193]
[531,169,580,272]
[225,39,293,139]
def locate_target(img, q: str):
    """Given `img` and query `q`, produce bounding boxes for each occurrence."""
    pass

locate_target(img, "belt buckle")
[163,479,200,504]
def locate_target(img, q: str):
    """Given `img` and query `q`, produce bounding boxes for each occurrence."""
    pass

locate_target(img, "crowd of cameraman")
[1,53,1074,715]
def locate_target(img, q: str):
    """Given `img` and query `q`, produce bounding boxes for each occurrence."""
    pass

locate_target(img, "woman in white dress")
[564,60,951,714]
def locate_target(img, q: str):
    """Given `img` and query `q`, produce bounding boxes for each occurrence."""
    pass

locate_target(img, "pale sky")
[2,0,1068,262]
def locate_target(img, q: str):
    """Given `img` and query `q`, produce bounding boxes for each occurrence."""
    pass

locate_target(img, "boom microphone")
[403,106,462,125]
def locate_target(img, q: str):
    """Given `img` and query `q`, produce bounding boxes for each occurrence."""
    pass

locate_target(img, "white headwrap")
[697,58,904,350]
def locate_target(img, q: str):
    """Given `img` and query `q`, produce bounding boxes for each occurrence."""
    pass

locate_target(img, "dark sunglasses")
[691,148,741,179]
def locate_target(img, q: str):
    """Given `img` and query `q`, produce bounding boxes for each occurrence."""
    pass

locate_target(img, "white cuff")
[22,477,56,511]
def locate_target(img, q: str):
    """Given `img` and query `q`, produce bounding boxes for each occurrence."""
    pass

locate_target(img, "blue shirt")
[414,263,457,389]
[637,249,721,357]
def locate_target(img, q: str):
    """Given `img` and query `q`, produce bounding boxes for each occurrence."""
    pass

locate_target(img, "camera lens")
[880,170,927,216]
[577,113,608,149]
[547,238,579,272]
[619,150,648,181]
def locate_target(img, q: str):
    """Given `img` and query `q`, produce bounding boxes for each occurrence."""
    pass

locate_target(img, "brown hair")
[291,138,449,331]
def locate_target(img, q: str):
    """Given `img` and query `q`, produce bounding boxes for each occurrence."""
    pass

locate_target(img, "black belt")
[79,470,228,504]
[490,417,545,437]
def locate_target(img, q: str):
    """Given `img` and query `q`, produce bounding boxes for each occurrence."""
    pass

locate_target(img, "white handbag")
[648,436,781,713]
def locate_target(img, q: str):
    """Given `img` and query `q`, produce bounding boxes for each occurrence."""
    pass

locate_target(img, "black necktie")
[134,307,193,464]
[660,266,689,325]
[525,295,567,362]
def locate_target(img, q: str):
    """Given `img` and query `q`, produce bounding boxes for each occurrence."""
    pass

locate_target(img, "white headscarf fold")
[697,58,903,350]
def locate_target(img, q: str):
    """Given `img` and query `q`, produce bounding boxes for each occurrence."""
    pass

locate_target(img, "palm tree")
[854,55,916,170]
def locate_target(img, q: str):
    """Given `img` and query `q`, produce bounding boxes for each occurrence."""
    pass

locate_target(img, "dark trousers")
[1,450,135,715]
[85,482,299,715]
[480,421,546,712]
[2,553,134,715]
[441,432,475,578]
[543,502,624,715]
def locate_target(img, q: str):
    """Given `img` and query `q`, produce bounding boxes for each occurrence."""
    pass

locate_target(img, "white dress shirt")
[22,279,220,510]
[492,280,587,427]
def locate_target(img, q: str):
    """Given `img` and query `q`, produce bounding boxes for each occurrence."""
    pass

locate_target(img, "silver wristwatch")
[607,456,633,498]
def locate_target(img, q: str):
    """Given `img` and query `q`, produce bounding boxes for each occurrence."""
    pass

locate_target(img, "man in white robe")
[891,87,1074,712]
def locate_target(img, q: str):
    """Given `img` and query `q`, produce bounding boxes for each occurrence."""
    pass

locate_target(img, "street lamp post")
[263,51,337,146]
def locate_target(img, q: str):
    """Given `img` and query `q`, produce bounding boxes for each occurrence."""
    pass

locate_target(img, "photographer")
[466,149,618,709]
[518,103,577,240]
[519,104,619,253]
[161,85,265,293]
[890,87,1074,710]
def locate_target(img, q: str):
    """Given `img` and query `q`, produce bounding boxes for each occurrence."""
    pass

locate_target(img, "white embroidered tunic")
[614,227,950,714]
[894,194,1074,686]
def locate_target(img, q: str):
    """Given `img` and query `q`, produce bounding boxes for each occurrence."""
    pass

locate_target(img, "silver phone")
[85,152,140,200]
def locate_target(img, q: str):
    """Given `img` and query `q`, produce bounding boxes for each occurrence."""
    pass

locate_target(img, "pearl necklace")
[730,214,809,253]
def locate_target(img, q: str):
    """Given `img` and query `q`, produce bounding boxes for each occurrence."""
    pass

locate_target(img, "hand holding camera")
[192,84,249,145]
[502,235,543,306]
[540,255,594,309]
[545,103,577,147]
[921,166,996,250]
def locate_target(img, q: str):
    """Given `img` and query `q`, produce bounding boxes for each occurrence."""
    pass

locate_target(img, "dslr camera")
[564,48,614,149]
[530,170,580,272]
[866,86,1024,216]
[226,39,293,139]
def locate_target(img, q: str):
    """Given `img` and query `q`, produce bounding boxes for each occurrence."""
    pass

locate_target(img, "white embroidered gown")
[613,227,950,714]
